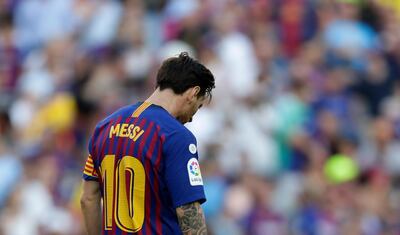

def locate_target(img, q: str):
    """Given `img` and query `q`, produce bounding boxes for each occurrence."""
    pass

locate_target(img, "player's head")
[156,52,215,123]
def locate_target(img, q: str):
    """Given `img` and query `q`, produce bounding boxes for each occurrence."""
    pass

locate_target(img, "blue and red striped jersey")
[82,102,206,235]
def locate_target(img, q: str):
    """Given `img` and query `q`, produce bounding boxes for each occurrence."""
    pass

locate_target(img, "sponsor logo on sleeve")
[187,158,203,186]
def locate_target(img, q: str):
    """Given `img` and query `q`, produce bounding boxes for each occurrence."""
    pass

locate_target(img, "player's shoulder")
[143,105,195,139]
[144,105,180,129]
[166,125,196,145]
[162,125,197,155]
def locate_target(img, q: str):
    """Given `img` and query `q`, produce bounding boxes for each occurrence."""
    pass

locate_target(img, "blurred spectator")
[0,11,20,92]
[353,52,395,116]
[80,0,123,49]
[13,0,78,52]
[357,117,400,177]
[323,0,379,65]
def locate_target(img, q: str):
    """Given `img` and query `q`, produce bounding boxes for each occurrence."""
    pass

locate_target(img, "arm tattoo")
[176,202,207,235]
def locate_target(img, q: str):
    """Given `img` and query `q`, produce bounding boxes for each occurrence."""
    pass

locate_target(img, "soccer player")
[80,52,215,235]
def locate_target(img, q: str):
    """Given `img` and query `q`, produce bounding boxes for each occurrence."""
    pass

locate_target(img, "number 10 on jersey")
[101,154,145,232]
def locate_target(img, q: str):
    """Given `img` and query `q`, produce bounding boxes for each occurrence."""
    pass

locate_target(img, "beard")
[176,115,192,124]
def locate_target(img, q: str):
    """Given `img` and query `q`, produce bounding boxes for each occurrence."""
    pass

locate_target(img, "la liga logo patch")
[187,158,203,186]
[189,160,200,176]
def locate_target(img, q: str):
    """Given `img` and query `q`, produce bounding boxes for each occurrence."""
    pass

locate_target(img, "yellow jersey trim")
[131,102,152,118]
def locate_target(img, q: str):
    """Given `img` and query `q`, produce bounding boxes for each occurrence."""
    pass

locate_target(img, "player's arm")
[80,180,101,235]
[176,201,207,235]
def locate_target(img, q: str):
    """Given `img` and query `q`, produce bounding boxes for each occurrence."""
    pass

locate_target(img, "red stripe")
[84,170,93,176]
[129,119,145,157]
[85,165,93,170]
[83,170,93,176]
[146,128,161,234]
[134,119,146,235]
[116,116,131,159]
[154,130,165,169]
[154,128,164,234]
[84,167,93,173]
[85,164,94,170]
[85,167,94,173]
[137,121,154,157]
[137,121,154,235]
[147,129,159,165]
[121,117,133,156]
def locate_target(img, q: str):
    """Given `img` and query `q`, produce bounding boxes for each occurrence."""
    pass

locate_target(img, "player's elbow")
[80,195,90,210]
[80,180,101,210]
[80,192,100,209]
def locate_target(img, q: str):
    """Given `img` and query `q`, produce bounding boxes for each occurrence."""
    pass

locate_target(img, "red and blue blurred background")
[1,0,400,234]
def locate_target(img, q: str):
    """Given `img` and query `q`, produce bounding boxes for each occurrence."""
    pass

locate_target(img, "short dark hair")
[156,52,215,99]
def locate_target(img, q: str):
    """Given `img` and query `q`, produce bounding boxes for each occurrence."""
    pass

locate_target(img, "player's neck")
[146,88,182,118]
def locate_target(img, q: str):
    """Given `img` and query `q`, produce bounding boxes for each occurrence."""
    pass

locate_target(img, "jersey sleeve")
[163,129,206,208]
[82,134,99,181]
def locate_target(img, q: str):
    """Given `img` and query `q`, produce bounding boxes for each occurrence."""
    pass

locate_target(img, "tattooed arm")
[176,201,207,235]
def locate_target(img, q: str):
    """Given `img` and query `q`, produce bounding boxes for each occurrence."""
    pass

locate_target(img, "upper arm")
[176,201,207,235]
[81,180,101,202]
[164,129,206,208]
[83,131,100,181]
[82,133,100,200]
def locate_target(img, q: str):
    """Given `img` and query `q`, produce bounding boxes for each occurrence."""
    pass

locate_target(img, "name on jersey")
[109,123,144,141]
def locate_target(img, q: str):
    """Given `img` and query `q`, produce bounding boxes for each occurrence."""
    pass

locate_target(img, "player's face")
[178,93,206,124]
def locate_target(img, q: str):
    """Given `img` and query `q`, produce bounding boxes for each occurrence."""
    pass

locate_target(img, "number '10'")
[101,154,145,232]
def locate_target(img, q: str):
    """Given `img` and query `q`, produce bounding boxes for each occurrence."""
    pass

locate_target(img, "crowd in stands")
[1,0,400,234]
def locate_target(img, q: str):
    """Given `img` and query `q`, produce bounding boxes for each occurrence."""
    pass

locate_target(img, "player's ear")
[192,86,200,98]
[186,86,201,102]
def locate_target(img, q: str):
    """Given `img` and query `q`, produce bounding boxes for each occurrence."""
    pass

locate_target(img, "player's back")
[83,102,206,235]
